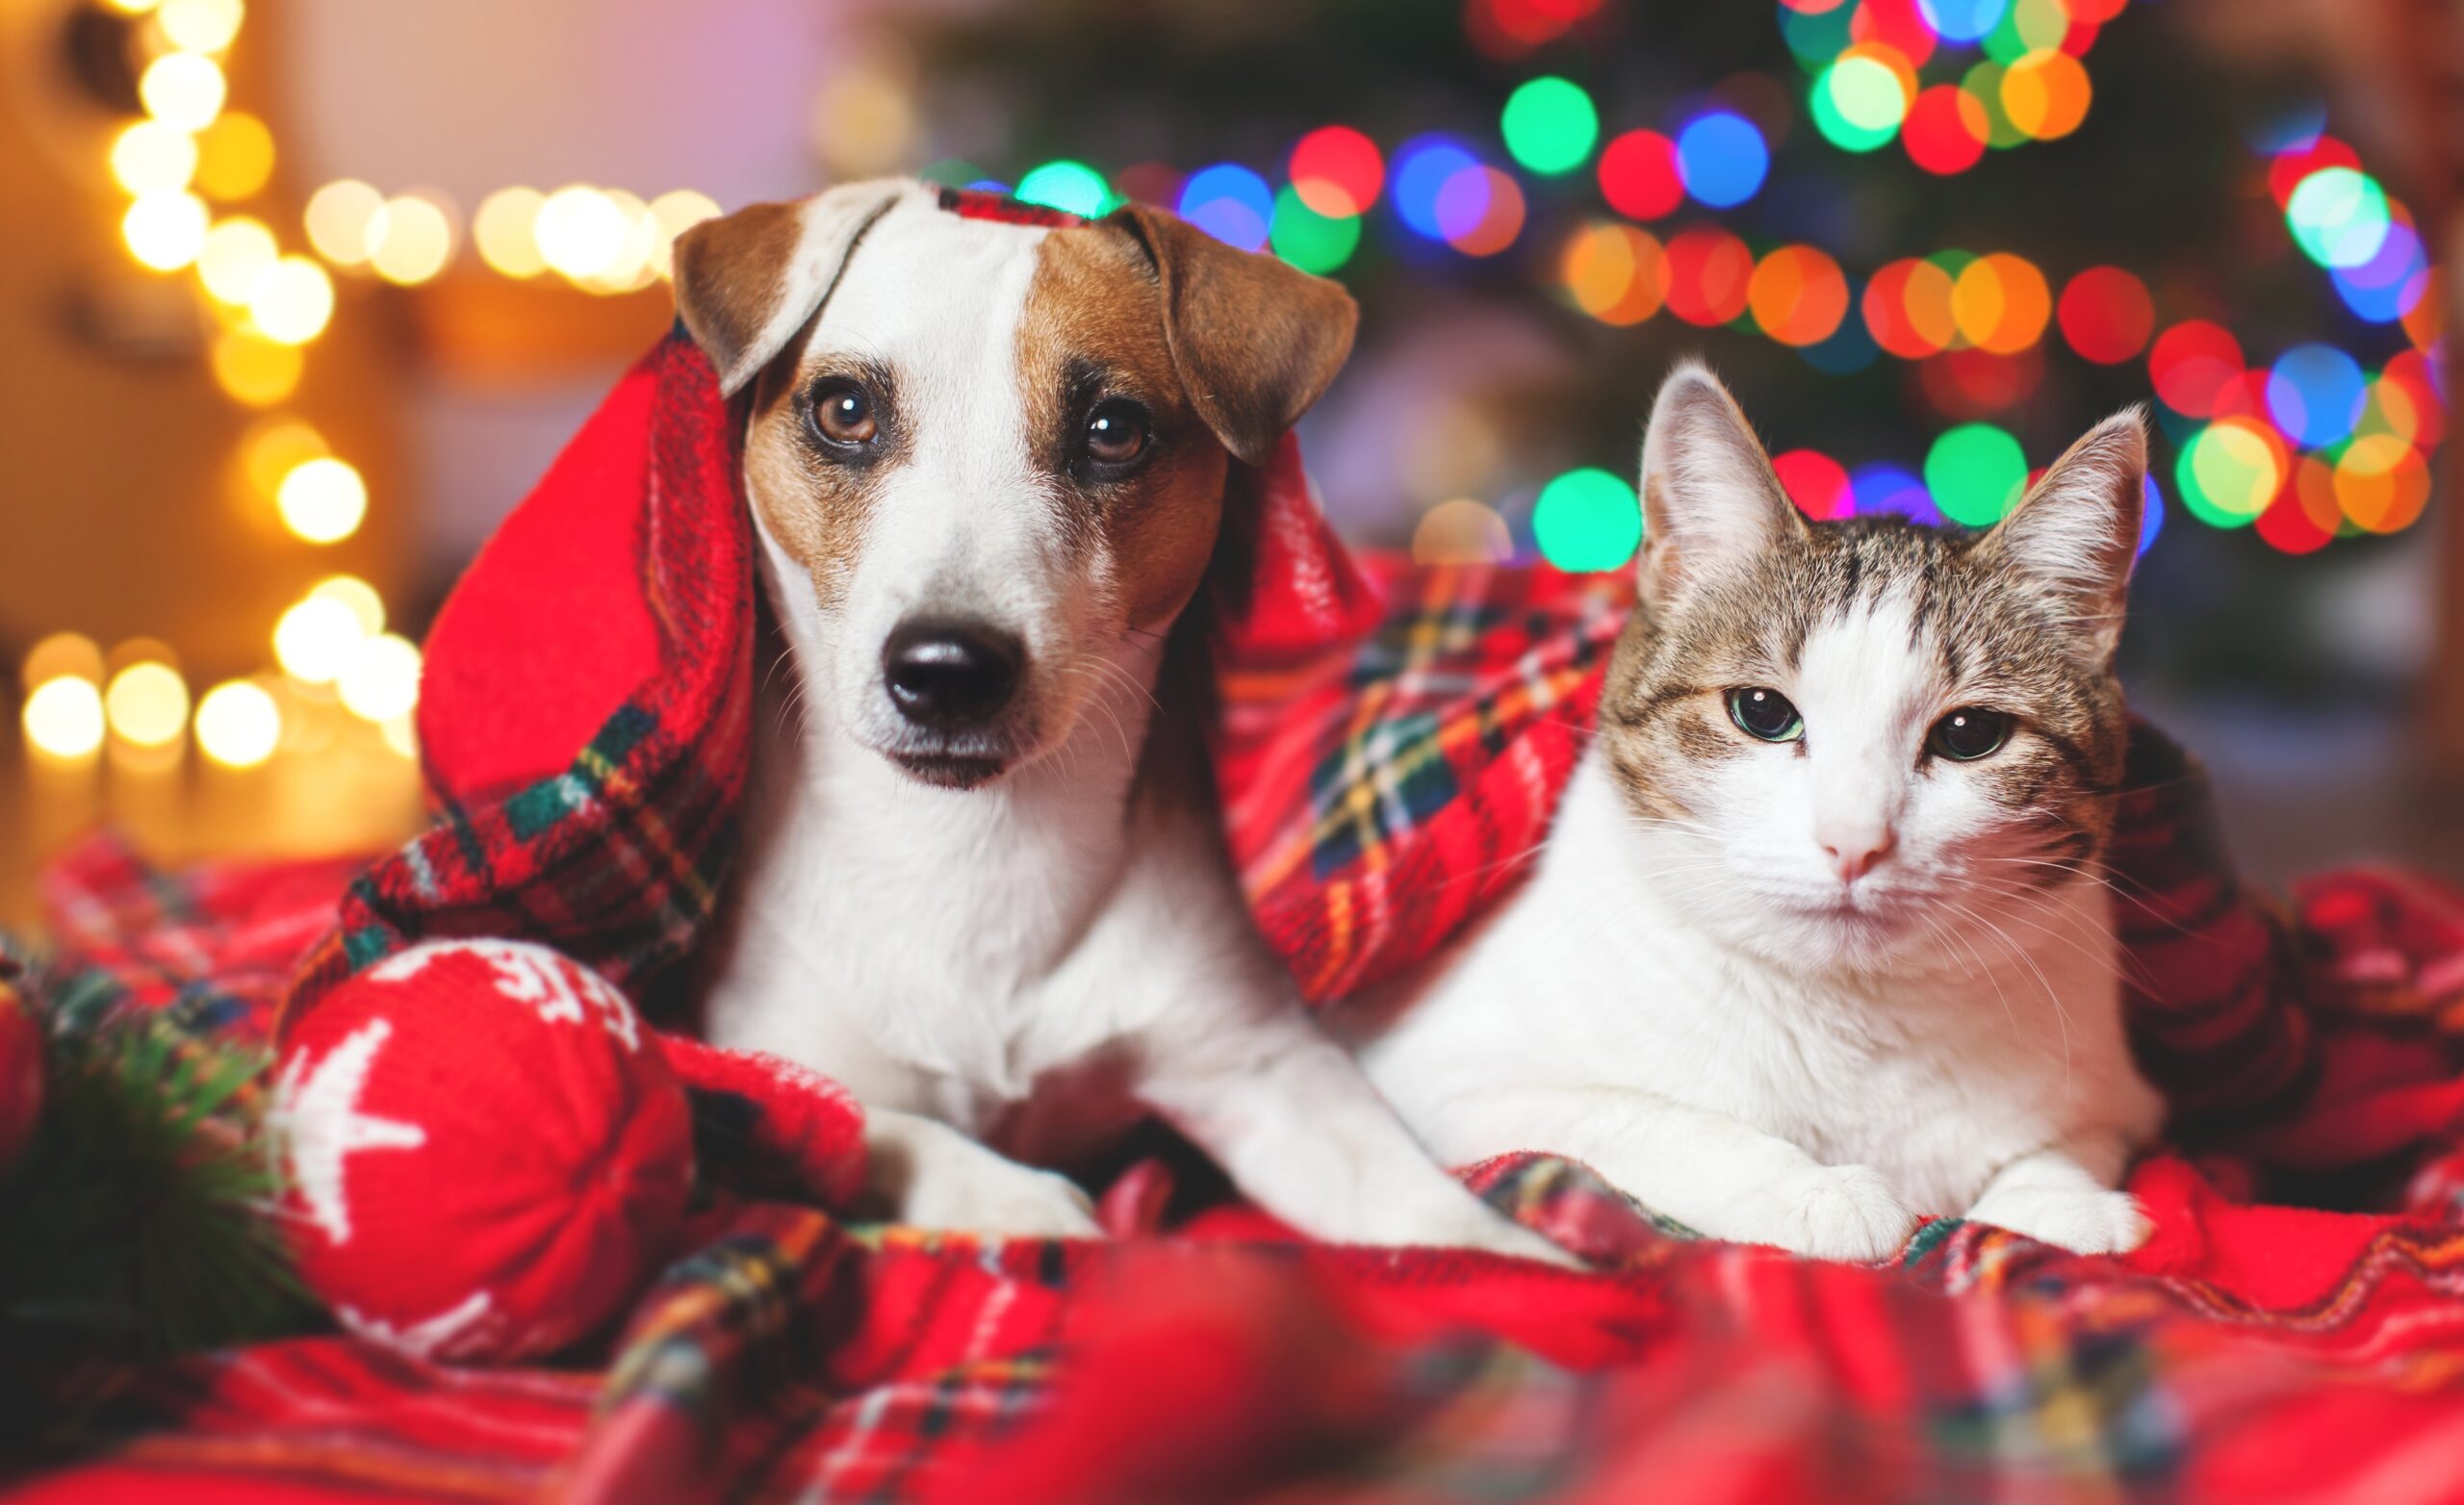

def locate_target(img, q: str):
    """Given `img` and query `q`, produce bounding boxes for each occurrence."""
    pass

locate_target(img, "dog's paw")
[1966,1185,2148,1256]
[1733,1162,1918,1263]
[895,1155,1102,1239]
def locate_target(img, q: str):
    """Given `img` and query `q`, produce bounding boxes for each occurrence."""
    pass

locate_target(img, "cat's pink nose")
[1824,830,1895,884]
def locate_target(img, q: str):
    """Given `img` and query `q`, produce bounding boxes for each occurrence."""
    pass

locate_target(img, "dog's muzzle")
[877,617,1028,789]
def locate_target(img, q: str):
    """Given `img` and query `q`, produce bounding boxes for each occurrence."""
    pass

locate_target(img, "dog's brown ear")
[672,181,911,396]
[1111,204,1359,467]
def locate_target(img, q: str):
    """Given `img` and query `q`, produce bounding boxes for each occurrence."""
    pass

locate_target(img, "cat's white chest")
[1353,753,2158,1218]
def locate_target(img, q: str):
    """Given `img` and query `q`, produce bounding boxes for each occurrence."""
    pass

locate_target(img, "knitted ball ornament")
[272,939,693,1363]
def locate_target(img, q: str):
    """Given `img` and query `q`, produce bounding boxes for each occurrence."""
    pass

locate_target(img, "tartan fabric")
[1210,554,2316,1125]
[18,829,2464,1501]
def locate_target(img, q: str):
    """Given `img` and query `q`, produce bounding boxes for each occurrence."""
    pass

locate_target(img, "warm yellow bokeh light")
[271,596,366,683]
[122,191,210,270]
[338,634,423,723]
[102,0,165,13]
[110,120,197,194]
[379,712,419,760]
[21,632,104,692]
[193,111,274,200]
[276,455,367,544]
[303,179,385,267]
[309,574,386,637]
[580,190,658,293]
[139,51,226,131]
[193,679,281,768]
[534,186,628,280]
[1410,498,1515,566]
[210,326,303,406]
[247,255,334,344]
[473,187,548,277]
[158,0,244,52]
[647,190,721,278]
[105,662,191,748]
[239,417,327,497]
[22,677,107,759]
[371,193,454,284]
[196,215,275,303]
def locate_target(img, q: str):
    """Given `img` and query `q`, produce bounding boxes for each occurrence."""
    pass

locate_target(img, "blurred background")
[0,0,2457,931]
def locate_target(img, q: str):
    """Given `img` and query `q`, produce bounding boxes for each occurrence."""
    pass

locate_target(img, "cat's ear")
[1982,407,2146,664]
[1636,362,1804,610]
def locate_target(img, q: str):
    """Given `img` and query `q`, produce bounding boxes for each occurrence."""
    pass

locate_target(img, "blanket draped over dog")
[16,331,2464,1503]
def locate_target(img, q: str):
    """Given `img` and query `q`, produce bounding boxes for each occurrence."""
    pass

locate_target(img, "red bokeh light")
[2148,320,2246,417]
[1849,0,1937,69]
[2266,136,2359,209]
[1902,86,1989,176]
[1289,126,1384,218]
[1663,225,1754,326]
[1773,448,1854,520]
[2056,266,2155,365]
[1598,130,1684,221]
[1918,346,2045,419]
[2256,458,2338,554]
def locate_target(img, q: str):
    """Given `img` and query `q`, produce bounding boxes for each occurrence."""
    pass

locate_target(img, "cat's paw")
[1740,1162,1918,1263]
[891,1149,1103,1238]
[1966,1185,2148,1256]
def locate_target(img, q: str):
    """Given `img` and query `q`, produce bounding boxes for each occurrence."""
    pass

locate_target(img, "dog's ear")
[1111,204,1359,467]
[671,181,911,397]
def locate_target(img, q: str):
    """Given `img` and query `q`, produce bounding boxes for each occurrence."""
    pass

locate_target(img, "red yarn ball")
[0,975,43,1171]
[273,939,693,1363]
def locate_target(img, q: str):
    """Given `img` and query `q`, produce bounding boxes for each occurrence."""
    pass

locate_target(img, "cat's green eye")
[1727,687,1804,743]
[1928,708,2010,761]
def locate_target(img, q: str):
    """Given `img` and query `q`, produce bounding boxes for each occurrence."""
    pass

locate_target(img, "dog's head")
[671,180,1357,790]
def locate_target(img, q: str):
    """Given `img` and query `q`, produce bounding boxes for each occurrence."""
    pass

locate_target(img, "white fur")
[1348,384,2163,1260]
[698,195,1560,1262]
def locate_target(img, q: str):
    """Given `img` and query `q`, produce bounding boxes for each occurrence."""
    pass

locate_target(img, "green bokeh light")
[2174,423,2274,528]
[1269,186,1361,274]
[1924,423,2028,525]
[1810,66,1899,153]
[1830,57,1910,132]
[1532,467,1642,571]
[2286,167,2392,269]
[1962,61,2028,148]
[1014,160,1115,217]
[1983,0,2070,64]
[1501,77,1600,176]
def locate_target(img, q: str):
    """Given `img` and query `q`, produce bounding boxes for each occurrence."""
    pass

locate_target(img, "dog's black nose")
[882,619,1024,730]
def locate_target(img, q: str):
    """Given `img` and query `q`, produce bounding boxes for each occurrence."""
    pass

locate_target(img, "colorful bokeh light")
[1178,164,1274,252]
[1773,448,1854,520]
[1289,126,1384,217]
[1675,112,1770,209]
[1749,245,1851,346]
[1598,130,1683,220]
[1663,225,1755,326]
[2056,266,2154,364]
[2148,320,2245,418]
[1533,467,1644,571]
[1924,421,2028,525]
[1270,186,1361,274]
[1562,222,1670,324]
[2264,344,2367,448]
[2175,417,2284,528]
[1917,0,2008,44]
[1014,160,1113,218]
[1902,85,1989,174]
[1502,76,1600,175]
[2285,166,2391,269]
[1392,136,1480,240]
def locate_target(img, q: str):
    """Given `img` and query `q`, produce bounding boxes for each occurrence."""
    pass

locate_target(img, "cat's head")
[1596,362,2144,972]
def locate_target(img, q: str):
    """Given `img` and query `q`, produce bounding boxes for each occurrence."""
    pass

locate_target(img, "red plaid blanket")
[13,840,2464,1502]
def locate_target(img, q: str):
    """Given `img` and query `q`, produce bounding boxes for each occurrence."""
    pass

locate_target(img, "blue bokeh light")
[1391,136,1480,240]
[1851,463,1942,526]
[2138,473,2166,558]
[1178,164,1274,252]
[1675,112,1769,210]
[2266,344,2368,448]
[1916,0,2010,43]
[2329,220,2428,324]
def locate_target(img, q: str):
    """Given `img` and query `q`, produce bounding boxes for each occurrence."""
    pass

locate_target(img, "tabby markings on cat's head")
[1598,361,2145,969]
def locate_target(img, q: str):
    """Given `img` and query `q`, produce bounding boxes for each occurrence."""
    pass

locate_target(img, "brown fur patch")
[740,324,911,612]
[670,202,808,383]
[1018,225,1232,633]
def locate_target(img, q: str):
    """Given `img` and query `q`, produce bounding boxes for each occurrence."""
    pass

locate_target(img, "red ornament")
[272,939,693,1363]
[0,972,43,1171]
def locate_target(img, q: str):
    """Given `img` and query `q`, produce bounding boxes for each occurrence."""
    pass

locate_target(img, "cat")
[1342,363,2166,1260]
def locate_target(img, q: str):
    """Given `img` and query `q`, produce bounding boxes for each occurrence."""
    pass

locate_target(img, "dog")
[671,179,1559,1259]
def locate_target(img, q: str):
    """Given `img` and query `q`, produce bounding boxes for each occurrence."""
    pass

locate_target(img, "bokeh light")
[1999,48,2092,140]
[304,179,386,268]
[1411,498,1515,565]
[2148,320,2245,418]
[474,187,549,277]
[1501,76,1599,175]
[158,0,244,52]
[139,51,226,131]
[338,634,424,724]
[1179,164,1273,251]
[1662,225,1754,326]
[1918,0,2008,44]
[1289,126,1383,217]
[370,192,455,285]
[1533,468,1643,572]
[1949,252,2050,355]
[2285,167,2391,269]
[1864,257,1958,358]
[1392,136,1480,240]
[196,215,275,304]
[2334,433,2431,533]
[534,187,630,280]
[1014,160,1113,217]
[2265,344,2367,448]
[1675,112,1769,208]
[272,595,365,683]
[310,574,387,638]
[1270,186,1361,274]
[2256,459,2340,555]
[122,191,209,270]
[1773,449,1854,520]
[1812,51,1911,152]
[192,112,275,200]
[2328,218,2428,324]
[1924,422,2028,525]
[1598,130,1683,219]
[276,456,367,544]
[2138,472,2167,557]
[21,678,107,760]
[111,120,197,194]
[2175,417,2285,528]
[105,662,191,749]
[247,255,334,344]
[1852,463,1943,525]
[1438,166,1526,256]
[193,680,281,769]
[1561,222,1669,325]
[2056,266,2154,364]
[209,327,301,406]
[1902,85,1989,174]
[1749,245,1850,346]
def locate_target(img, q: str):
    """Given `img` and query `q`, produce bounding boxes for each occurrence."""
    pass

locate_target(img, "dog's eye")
[808,381,878,447]
[1083,400,1150,469]
[1928,708,2010,761]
